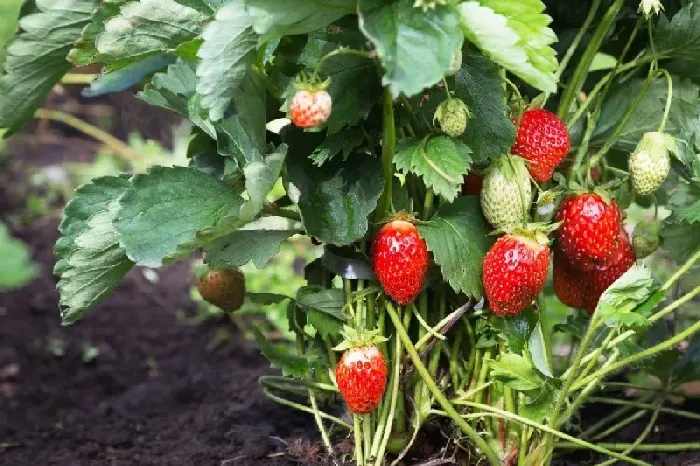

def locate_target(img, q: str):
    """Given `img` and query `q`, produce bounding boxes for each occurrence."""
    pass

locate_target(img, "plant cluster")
[2,0,700,465]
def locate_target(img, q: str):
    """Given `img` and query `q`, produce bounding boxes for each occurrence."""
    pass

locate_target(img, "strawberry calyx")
[293,70,331,92]
[333,325,388,352]
[377,210,420,227]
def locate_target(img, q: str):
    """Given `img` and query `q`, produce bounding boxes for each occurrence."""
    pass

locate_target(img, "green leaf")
[656,2,700,64]
[204,216,298,268]
[196,0,258,121]
[115,166,244,267]
[417,196,492,298]
[138,59,217,138]
[489,353,542,391]
[253,327,309,376]
[358,0,463,98]
[297,287,345,339]
[83,54,175,97]
[287,150,384,245]
[246,292,291,305]
[491,308,536,354]
[458,0,558,94]
[239,145,287,222]
[394,136,472,202]
[56,175,133,258]
[0,0,98,134]
[244,0,355,41]
[68,0,127,66]
[173,0,221,14]
[96,0,206,64]
[0,223,35,291]
[528,322,552,377]
[453,51,515,163]
[214,72,267,165]
[310,127,364,166]
[520,384,559,423]
[593,77,700,152]
[57,201,134,325]
[596,265,657,328]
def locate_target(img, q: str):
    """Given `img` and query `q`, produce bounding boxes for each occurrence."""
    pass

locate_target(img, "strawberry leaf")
[458,0,558,94]
[310,128,365,166]
[417,196,492,298]
[358,0,463,98]
[204,216,299,269]
[57,201,134,325]
[394,136,472,202]
[0,0,97,135]
[196,0,258,121]
[115,166,245,267]
[595,265,657,328]
[655,2,700,64]
[0,223,35,292]
[296,287,345,339]
[96,0,206,64]
[244,0,355,41]
[453,51,516,164]
[253,327,310,377]
[489,353,542,391]
[68,0,127,66]
[286,150,384,245]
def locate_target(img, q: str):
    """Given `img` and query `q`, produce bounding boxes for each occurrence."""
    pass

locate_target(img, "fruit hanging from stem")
[336,345,388,414]
[511,108,570,183]
[195,266,246,312]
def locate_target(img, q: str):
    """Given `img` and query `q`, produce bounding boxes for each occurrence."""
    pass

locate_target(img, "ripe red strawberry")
[555,193,622,271]
[584,228,636,313]
[372,220,428,305]
[511,109,570,183]
[336,345,387,414]
[461,172,483,196]
[483,234,550,316]
[196,266,246,312]
[553,244,591,309]
[289,89,332,128]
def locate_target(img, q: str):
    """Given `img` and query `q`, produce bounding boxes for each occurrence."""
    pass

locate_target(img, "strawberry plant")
[3,0,700,464]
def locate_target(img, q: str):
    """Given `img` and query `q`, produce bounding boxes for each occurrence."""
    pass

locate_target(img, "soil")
[2,95,700,466]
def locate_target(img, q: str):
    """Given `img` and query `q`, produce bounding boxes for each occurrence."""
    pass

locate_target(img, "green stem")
[422,188,435,221]
[536,296,554,372]
[262,204,302,222]
[589,72,655,167]
[556,0,624,119]
[548,314,600,434]
[579,393,655,440]
[656,69,673,133]
[596,401,661,466]
[435,404,653,466]
[517,393,528,465]
[363,414,372,463]
[568,112,596,184]
[260,376,337,392]
[308,388,333,455]
[34,108,139,161]
[314,47,373,75]
[262,388,351,429]
[555,0,602,80]
[60,73,97,84]
[354,415,365,466]
[374,88,396,225]
[568,54,654,128]
[385,302,501,466]
[590,409,647,442]
[573,318,700,390]
[373,328,403,464]
[557,442,700,452]
[586,397,700,421]
[662,247,700,291]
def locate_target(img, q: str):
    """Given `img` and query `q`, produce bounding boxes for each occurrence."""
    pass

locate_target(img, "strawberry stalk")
[385,302,501,466]
[373,88,396,225]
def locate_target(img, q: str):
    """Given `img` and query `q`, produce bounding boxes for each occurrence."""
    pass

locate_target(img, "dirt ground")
[2,97,700,466]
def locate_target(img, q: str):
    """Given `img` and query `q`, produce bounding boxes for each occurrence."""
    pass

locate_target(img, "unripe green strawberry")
[196,266,246,312]
[629,132,672,196]
[434,98,470,138]
[632,220,661,258]
[481,155,532,230]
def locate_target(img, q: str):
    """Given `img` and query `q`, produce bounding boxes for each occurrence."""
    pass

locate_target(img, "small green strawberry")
[632,220,661,258]
[629,132,673,196]
[481,155,532,230]
[434,98,470,138]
